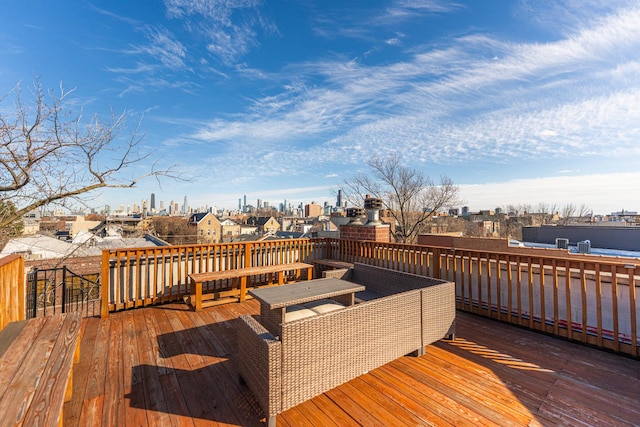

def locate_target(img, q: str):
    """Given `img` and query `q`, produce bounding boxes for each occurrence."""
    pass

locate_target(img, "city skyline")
[106,189,634,218]
[2,1,639,215]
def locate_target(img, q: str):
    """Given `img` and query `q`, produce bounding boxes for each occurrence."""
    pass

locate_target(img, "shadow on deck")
[64,300,640,426]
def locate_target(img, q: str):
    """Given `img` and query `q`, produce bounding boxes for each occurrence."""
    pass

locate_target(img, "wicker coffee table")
[249,278,365,335]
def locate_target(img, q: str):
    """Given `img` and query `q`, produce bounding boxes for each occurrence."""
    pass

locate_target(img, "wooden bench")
[0,312,82,426]
[312,259,354,276]
[187,262,314,311]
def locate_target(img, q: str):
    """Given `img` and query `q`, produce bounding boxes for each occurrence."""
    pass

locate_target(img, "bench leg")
[191,279,203,311]
[239,276,247,302]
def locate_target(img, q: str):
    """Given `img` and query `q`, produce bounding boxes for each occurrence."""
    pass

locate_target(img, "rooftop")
[63,300,640,426]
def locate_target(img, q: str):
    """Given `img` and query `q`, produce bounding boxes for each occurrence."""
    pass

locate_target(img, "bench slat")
[188,262,314,311]
[23,312,82,426]
[0,316,47,400]
[190,262,313,281]
[0,318,29,359]
[0,313,81,427]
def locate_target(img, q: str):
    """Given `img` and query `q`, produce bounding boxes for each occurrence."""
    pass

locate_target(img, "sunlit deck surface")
[64,300,640,426]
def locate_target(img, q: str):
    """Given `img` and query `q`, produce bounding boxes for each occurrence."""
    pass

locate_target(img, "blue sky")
[2,0,639,215]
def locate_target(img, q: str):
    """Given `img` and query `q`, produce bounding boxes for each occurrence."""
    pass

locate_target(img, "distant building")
[304,202,323,218]
[247,216,281,234]
[188,212,221,244]
[522,225,640,252]
[220,218,241,241]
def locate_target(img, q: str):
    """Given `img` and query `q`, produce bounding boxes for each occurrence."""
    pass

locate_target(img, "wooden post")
[101,250,110,318]
[244,242,252,268]
[195,278,203,311]
[239,276,247,302]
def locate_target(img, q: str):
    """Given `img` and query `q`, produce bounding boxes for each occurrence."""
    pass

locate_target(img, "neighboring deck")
[64,301,640,427]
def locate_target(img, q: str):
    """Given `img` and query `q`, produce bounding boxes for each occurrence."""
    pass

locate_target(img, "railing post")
[61,266,67,314]
[101,250,110,318]
[244,242,252,268]
[31,267,38,319]
[433,248,442,279]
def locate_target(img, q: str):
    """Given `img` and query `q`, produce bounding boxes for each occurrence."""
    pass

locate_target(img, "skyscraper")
[150,193,156,210]
[183,196,188,215]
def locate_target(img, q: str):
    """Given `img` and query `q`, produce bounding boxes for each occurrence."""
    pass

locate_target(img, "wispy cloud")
[138,26,187,70]
[182,3,640,176]
[384,0,464,20]
[163,0,269,65]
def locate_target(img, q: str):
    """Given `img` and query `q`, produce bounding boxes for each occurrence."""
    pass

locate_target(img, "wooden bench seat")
[0,312,82,426]
[187,262,314,311]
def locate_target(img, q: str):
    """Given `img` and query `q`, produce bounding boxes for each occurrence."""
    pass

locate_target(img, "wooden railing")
[0,254,25,331]
[101,239,326,317]
[99,237,638,357]
[325,238,639,358]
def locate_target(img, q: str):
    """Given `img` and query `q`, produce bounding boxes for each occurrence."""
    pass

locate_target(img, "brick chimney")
[339,195,390,242]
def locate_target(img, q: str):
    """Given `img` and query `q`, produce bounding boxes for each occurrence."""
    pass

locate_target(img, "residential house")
[188,212,222,244]
[247,216,281,234]
[220,218,241,242]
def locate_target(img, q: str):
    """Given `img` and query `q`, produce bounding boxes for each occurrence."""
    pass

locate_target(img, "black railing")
[27,266,100,318]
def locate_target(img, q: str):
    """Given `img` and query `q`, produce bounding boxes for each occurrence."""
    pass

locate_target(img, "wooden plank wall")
[0,254,25,331]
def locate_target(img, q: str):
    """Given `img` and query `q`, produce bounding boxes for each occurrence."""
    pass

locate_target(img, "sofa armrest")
[237,315,282,420]
[321,268,352,280]
[421,281,456,345]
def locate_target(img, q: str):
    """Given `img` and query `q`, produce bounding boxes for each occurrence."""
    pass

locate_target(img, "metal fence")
[27,266,101,318]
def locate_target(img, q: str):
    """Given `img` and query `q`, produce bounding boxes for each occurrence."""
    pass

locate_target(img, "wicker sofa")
[237,262,455,426]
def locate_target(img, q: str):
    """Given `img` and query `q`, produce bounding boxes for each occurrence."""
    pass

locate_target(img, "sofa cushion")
[284,305,317,322]
[303,299,345,314]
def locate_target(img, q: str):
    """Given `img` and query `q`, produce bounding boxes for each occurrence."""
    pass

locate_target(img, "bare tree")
[0,80,178,240]
[536,202,557,224]
[340,155,462,243]
[559,203,590,225]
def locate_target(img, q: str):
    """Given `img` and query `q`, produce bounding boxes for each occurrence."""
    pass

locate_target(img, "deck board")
[64,301,640,427]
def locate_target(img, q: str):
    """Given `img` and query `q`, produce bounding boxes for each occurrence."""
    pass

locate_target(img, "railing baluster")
[565,259,573,341]
[595,263,603,348]
[612,269,620,352]
[552,259,559,336]
[628,266,637,357]
[539,257,545,332]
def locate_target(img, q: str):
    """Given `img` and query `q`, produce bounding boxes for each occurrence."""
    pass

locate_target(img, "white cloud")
[141,26,187,70]
[160,2,640,202]
[459,172,640,214]
[163,0,268,65]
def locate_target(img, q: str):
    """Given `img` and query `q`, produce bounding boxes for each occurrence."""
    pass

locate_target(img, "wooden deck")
[64,301,640,427]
